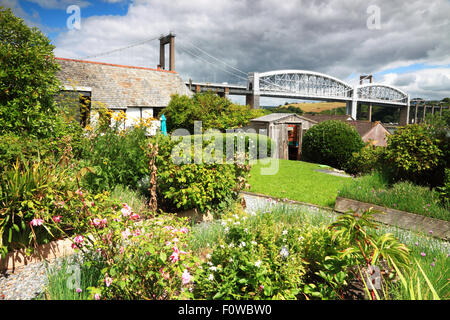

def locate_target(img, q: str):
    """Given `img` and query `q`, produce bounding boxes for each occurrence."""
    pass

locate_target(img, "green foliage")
[193,212,307,300]
[302,120,365,170]
[271,105,304,115]
[0,7,61,138]
[71,208,197,300]
[385,124,445,186]
[149,134,251,214]
[163,92,265,132]
[437,168,450,206]
[82,127,149,193]
[345,145,386,176]
[338,172,450,221]
[0,160,78,256]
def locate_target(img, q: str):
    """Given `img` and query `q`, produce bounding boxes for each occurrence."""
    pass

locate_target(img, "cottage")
[248,113,317,160]
[55,57,192,134]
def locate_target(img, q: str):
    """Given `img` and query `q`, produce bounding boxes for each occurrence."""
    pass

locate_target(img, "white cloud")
[381,68,450,100]
[25,0,91,10]
[51,0,450,100]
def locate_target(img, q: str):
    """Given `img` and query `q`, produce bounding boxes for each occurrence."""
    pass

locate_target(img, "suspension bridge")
[73,33,447,125]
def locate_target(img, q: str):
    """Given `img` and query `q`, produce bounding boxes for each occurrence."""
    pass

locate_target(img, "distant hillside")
[278,102,346,113]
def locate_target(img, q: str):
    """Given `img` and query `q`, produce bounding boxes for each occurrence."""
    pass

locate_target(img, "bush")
[148,134,251,214]
[302,120,365,170]
[70,207,197,300]
[82,127,149,193]
[0,7,61,138]
[0,160,78,256]
[345,145,386,176]
[163,92,265,133]
[192,212,308,299]
[385,124,445,186]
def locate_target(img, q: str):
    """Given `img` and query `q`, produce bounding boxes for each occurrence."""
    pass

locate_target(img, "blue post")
[160,114,167,136]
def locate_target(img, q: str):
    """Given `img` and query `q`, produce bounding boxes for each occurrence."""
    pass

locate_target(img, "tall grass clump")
[339,172,449,221]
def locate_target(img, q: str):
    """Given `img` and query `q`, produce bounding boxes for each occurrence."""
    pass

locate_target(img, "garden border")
[334,197,450,241]
[241,191,450,241]
[0,238,75,273]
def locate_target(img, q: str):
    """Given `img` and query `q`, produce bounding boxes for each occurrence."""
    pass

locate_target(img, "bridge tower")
[246,72,260,109]
[159,33,175,71]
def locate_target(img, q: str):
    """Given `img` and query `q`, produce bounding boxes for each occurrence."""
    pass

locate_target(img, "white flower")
[233,214,239,219]
[233,221,240,225]
[239,241,246,248]
[224,227,230,233]
[251,241,257,246]
[209,266,217,271]
[208,274,214,281]
[255,260,262,268]
[228,243,235,248]
[298,236,304,242]
[244,228,248,233]
[280,246,289,259]
[282,230,288,236]
[206,253,211,259]
[229,258,233,262]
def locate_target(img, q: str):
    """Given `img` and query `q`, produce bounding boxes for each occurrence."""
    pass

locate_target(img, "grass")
[247,159,352,207]
[110,184,148,214]
[40,254,103,300]
[280,102,346,113]
[338,171,450,221]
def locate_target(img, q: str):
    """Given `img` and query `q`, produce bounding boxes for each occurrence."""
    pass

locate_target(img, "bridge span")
[187,69,411,125]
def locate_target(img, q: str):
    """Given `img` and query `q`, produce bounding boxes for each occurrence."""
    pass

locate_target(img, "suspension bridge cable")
[179,38,249,76]
[78,35,160,60]
[177,44,248,82]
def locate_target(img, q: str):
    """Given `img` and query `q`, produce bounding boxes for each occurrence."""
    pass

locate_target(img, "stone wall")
[55,57,192,109]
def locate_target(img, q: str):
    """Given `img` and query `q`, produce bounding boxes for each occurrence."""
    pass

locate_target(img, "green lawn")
[247,159,352,207]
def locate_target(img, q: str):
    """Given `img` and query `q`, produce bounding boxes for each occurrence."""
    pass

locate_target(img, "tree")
[0,7,61,138]
[163,92,265,133]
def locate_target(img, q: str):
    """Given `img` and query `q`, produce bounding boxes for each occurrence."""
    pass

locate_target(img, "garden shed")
[249,113,317,160]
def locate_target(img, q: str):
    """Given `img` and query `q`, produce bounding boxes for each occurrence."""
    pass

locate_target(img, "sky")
[2,0,450,105]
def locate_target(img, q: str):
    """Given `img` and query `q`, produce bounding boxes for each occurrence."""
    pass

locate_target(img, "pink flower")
[74,235,84,244]
[105,276,113,287]
[121,203,132,216]
[421,252,426,257]
[52,216,62,223]
[76,288,82,293]
[130,213,140,220]
[121,228,132,239]
[170,251,179,263]
[30,218,44,227]
[75,189,83,197]
[181,269,191,285]
[259,285,264,291]
[94,293,101,300]
[91,218,107,228]
[180,227,189,234]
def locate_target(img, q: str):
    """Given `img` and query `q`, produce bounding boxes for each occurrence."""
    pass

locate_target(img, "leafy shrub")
[385,124,445,186]
[302,120,365,170]
[0,160,78,256]
[82,127,149,193]
[163,92,265,133]
[0,7,61,138]
[345,145,386,176]
[68,199,197,300]
[146,134,251,214]
[192,212,307,299]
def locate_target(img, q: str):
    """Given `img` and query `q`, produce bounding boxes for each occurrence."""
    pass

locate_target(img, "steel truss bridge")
[187,69,412,124]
